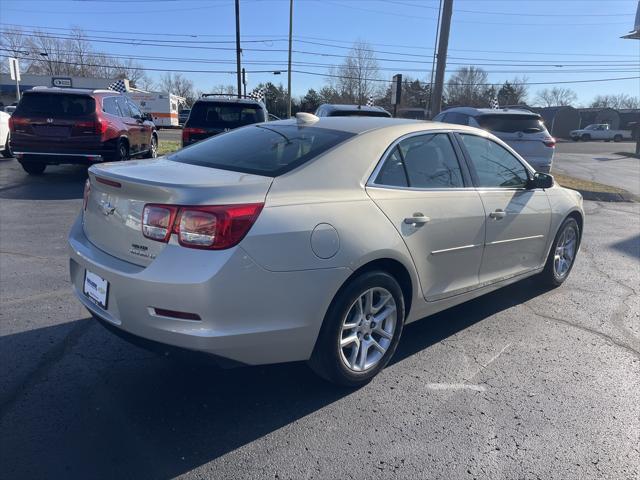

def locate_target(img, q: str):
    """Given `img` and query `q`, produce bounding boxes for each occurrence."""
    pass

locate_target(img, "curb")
[577,190,638,203]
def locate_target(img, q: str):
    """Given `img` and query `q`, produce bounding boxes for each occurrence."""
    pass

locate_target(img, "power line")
[4,23,639,58]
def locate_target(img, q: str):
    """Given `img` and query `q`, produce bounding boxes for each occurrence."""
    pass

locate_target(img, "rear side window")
[443,112,469,125]
[375,133,464,189]
[115,97,131,117]
[15,93,95,117]
[188,102,265,128]
[460,134,529,188]
[168,125,355,176]
[477,115,547,133]
[103,97,121,116]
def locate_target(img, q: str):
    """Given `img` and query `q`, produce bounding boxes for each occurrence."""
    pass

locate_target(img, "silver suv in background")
[433,107,555,173]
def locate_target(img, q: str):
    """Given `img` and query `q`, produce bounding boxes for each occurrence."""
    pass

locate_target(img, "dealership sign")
[52,77,72,88]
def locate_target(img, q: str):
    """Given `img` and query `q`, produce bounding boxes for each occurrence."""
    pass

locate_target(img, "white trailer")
[126,91,185,127]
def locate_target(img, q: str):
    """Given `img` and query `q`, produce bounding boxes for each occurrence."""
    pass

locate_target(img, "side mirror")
[143,113,153,122]
[528,172,553,189]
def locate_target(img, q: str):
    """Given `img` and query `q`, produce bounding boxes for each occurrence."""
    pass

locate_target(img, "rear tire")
[613,134,623,142]
[20,161,46,175]
[309,270,405,387]
[144,134,158,158]
[112,138,129,162]
[581,134,591,141]
[539,217,580,288]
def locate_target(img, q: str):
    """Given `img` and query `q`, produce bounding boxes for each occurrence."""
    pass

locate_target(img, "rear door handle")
[404,213,431,227]
[489,209,507,220]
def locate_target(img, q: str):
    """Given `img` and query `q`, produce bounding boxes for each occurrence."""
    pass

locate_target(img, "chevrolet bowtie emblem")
[101,202,116,216]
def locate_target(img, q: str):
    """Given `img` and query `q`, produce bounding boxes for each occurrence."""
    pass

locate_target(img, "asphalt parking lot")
[1,155,639,479]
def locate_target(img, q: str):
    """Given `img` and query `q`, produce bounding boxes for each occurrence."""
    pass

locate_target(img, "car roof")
[267,116,482,135]
[442,106,540,117]
[319,103,390,113]
[194,96,265,108]
[27,87,116,96]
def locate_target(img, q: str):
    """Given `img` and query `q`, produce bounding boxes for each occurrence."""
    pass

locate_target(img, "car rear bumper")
[68,215,349,365]
[14,151,105,164]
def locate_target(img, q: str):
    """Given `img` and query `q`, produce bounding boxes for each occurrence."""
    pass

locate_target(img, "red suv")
[9,87,158,175]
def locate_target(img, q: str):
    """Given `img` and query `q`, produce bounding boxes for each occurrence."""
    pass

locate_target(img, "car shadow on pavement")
[609,234,640,260]
[0,277,551,479]
[0,164,87,201]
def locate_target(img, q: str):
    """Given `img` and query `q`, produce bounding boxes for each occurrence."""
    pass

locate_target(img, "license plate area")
[83,269,109,309]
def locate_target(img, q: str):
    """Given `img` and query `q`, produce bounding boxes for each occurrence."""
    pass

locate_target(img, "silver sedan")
[69,115,584,387]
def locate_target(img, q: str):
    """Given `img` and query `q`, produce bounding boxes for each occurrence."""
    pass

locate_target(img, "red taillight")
[95,116,108,135]
[8,117,28,132]
[83,179,91,211]
[142,203,264,250]
[544,138,556,148]
[142,205,179,242]
[95,176,122,188]
[182,127,206,144]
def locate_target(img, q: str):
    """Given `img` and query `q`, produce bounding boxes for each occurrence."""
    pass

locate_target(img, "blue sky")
[1,0,639,105]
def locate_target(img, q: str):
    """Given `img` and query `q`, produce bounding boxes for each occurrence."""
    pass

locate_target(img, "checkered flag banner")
[108,79,128,93]
[366,95,374,107]
[249,87,265,102]
[490,95,499,109]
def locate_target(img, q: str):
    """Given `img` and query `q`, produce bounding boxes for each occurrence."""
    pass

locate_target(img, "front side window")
[375,133,464,189]
[168,125,354,176]
[127,100,143,118]
[460,134,529,188]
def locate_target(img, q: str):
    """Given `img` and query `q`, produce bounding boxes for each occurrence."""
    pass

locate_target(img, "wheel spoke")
[373,325,393,340]
[364,290,374,315]
[341,334,359,348]
[370,338,387,355]
[357,341,369,370]
[348,339,360,368]
[374,305,396,323]
[372,292,392,314]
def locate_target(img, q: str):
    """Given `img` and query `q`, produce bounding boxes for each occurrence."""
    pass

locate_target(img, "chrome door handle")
[404,213,431,227]
[489,209,507,220]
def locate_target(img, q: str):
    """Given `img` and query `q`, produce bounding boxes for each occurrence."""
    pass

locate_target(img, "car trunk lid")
[83,158,273,266]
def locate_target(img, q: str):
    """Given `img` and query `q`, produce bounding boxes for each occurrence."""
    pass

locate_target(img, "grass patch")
[158,140,181,156]
[553,173,627,194]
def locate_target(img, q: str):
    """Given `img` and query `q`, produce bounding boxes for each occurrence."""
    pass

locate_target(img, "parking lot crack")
[523,304,640,359]
[0,319,94,420]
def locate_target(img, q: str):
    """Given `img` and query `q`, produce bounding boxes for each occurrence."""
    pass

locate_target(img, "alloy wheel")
[554,224,577,278]
[339,287,397,372]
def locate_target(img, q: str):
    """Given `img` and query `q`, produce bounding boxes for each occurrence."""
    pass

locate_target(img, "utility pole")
[287,0,294,117]
[430,0,453,118]
[242,68,247,97]
[235,0,242,98]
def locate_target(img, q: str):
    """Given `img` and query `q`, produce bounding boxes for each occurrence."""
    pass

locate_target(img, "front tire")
[1,133,11,158]
[613,134,623,142]
[581,134,591,142]
[309,270,405,387]
[20,161,46,175]
[539,217,580,288]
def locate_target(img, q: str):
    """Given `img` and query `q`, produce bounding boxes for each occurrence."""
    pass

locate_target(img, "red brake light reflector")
[543,138,556,148]
[95,176,122,188]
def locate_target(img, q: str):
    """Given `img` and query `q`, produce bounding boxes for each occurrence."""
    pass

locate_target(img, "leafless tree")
[534,87,578,107]
[158,72,195,104]
[445,67,494,107]
[590,93,640,109]
[329,40,381,105]
[0,28,32,74]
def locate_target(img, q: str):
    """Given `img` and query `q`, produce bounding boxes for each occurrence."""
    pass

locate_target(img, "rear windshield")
[188,102,265,127]
[477,114,547,133]
[168,124,355,176]
[328,110,391,118]
[15,93,95,118]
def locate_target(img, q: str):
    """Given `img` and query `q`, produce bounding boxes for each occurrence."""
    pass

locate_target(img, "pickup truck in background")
[570,124,632,142]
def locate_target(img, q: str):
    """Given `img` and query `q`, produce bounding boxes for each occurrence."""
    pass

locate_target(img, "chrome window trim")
[366,129,469,190]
